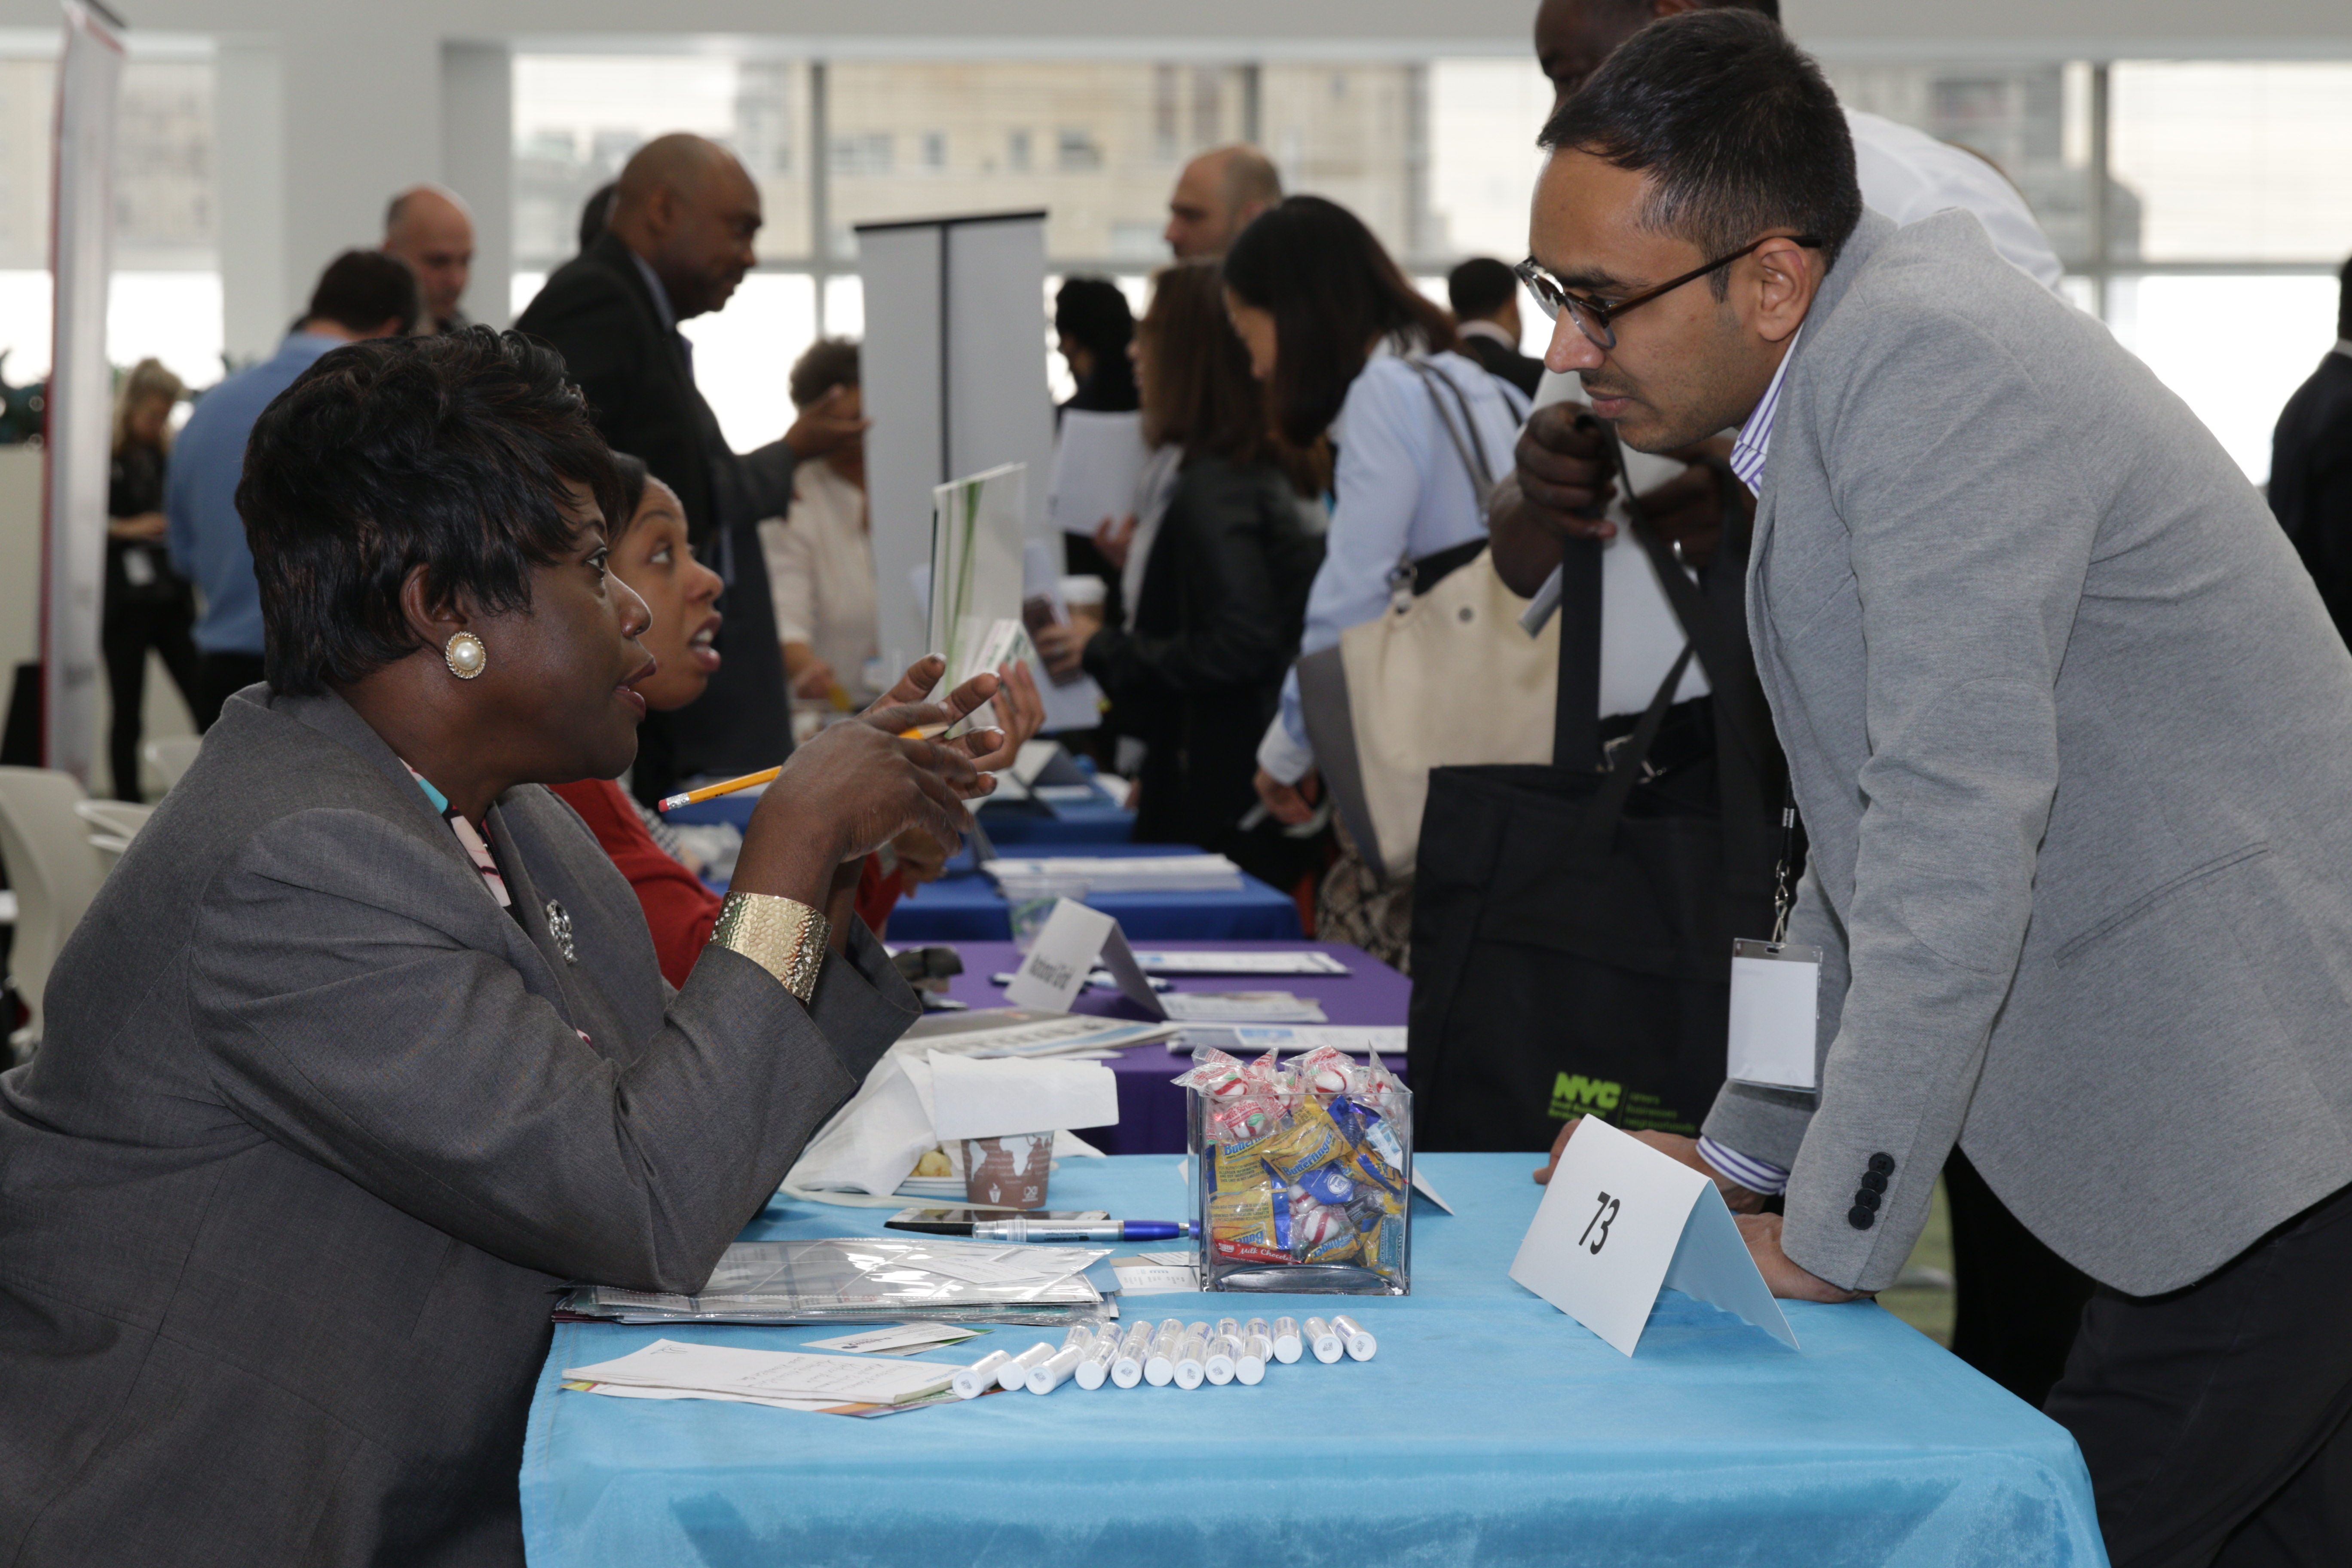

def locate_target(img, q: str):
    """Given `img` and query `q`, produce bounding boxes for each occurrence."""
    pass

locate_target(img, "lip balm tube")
[1062,1324,1097,1351]
[1271,1316,1303,1364]
[1144,1319,1185,1387]
[1330,1313,1378,1363]
[1026,1342,1087,1393]
[1173,1323,1210,1389]
[998,1341,1058,1390]
[1112,1321,1153,1388]
[952,1349,1013,1400]
[1203,1333,1241,1385]
[1237,1331,1273,1384]
[1216,1316,1242,1341]
[1242,1316,1271,1344]
[1303,1316,1344,1364]
[1075,1332,1121,1390]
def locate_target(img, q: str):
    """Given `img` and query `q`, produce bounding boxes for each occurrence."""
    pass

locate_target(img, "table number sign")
[1003,900,1158,1014]
[1509,1116,1798,1356]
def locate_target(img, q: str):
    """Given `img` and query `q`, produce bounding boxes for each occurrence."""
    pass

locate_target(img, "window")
[0,49,221,392]
[1056,129,1103,173]
[921,131,946,171]
[1007,128,1032,172]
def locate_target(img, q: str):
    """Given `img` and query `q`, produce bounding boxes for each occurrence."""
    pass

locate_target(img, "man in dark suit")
[1447,256,1546,398]
[2271,256,2352,646]
[515,134,865,803]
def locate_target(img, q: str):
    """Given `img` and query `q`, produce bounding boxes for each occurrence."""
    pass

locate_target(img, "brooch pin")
[544,899,578,965]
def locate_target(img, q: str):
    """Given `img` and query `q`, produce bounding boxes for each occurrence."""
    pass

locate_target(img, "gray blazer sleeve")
[1772,309,2099,1292]
[188,807,914,1294]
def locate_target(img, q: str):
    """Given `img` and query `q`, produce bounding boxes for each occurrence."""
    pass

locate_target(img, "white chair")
[0,768,110,1055]
[74,799,156,873]
[142,735,203,793]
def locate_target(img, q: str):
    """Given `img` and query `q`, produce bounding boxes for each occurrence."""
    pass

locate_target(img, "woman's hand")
[1093,513,1139,572]
[1033,622,1088,678]
[730,695,983,909]
[1254,766,1320,827]
[864,655,1046,780]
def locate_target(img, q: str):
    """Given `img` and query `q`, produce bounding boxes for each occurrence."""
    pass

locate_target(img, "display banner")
[40,0,125,780]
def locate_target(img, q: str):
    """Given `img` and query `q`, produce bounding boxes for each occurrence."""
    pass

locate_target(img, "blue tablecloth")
[521,1155,2107,1568]
[887,842,1303,942]
[665,786,1136,846]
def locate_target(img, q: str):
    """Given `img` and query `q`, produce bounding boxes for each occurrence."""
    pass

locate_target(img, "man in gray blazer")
[1522,13,2352,1562]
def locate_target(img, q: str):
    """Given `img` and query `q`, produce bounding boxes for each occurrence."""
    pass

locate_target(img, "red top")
[549,778,911,988]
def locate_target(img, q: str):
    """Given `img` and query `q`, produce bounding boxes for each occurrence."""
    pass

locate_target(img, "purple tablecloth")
[918,939,1409,1155]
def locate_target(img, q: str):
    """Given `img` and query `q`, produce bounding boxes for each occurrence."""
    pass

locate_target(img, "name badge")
[1727,937,1821,1090]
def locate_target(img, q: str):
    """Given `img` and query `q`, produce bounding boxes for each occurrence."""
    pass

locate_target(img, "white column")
[275,24,439,326]
[440,40,511,329]
[212,36,285,364]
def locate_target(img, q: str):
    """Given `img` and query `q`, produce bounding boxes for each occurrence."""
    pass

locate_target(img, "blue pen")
[968,1218,1194,1243]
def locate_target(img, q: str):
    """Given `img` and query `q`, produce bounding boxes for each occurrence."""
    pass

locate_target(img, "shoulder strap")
[1552,538,1603,770]
[1405,357,1495,504]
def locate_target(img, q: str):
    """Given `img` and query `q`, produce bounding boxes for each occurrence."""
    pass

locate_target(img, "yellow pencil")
[654,725,955,812]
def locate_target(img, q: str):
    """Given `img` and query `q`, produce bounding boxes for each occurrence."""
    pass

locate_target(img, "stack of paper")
[1172,1024,1409,1057]
[563,1339,961,1415]
[1158,992,1329,1024]
[989,855,1246,894]
[560,1236,1110,1328]
[1133,950,1351,976]
[904,1008,1178,1058]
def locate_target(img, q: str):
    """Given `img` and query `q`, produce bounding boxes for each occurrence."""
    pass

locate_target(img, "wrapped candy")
[1292,1044,1355,1096]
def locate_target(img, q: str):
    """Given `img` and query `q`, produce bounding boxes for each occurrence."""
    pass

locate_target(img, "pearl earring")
[443,631,487,680]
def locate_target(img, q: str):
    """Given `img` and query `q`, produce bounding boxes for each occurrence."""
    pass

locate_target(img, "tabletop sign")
[1509,1116,1797,1356]
[1003,899,1158,1014]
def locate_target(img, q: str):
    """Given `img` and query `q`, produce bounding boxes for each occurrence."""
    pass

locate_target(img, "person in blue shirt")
[1224,196,1529,962]
[168,249,418,729]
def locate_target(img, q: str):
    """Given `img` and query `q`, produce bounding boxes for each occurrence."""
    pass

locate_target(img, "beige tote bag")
[1295,361,1557,883]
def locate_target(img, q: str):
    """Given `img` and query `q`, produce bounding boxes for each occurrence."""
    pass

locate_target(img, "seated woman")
[557,453,1040,981]
[0,329,1017,1563]
[1034,261,1325,892]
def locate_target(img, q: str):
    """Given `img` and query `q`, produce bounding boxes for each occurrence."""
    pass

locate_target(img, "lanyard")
[1770,784,1799,944]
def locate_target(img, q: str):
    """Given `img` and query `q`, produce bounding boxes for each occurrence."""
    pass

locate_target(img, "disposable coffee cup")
[963,1130,1053,1209]
[1058,576,1107,613]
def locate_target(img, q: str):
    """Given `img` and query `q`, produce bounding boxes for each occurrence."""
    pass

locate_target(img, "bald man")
[381,184,474,334]
[1164,144,1283,260]
[515,133,864,801]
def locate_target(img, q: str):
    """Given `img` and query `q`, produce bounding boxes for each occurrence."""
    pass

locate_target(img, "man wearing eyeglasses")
[1507,0,2094,1420]
[1532,13,2352,1563]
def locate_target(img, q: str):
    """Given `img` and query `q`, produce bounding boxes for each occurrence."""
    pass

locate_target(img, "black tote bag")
[1407,491,1784,1152]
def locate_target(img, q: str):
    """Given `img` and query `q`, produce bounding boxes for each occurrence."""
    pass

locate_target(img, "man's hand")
[783,384,870,463]
[1489,401,1622,594]
[1736,1213,1867,1303]
[1632,435,1750,573]
[1533,1117,1767,1214]
[1254,766,1319,827]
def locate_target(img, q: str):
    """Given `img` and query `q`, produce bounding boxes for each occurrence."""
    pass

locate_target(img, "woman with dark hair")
[1035,261,1324,891]
[562,452,1038,980]
[1222,195,1529,963]
[0,328,1025,1564]
[1053,275,1139,415]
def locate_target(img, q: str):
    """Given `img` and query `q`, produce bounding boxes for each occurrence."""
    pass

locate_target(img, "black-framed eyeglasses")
[1515,233,1822,352]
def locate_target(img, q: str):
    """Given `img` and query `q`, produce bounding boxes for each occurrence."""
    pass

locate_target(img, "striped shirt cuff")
[1698,1136,1789,1196]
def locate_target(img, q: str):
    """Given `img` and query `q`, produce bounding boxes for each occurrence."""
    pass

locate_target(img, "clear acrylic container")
[1187,1078,1411,1296]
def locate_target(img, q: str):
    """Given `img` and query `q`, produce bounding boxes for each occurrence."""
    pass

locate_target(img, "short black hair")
[1054,276,1135,358]
[1448,257,1519,322]
[1539,8,1862,290]
[2339,254,2352,341]
[788,337,860,409]
[239,328,624,695]
[305,250,422,337]
[1222,195,1456,447]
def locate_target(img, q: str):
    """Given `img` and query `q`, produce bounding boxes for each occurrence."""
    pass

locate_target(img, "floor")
[1877,1178,1956,1346]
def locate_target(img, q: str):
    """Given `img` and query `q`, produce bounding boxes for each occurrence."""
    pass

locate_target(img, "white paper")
[910,1243,1103,1288]
[1049,409,1148,537]
[1169,1025,1407,1057]
[1113,1264,1200,1296]
[784,1047,944,1197]
[572,1382,845,1413]
[1727,940,1822,1090]
[1158,992,1329,1023]
[930,464,1029,710]
[1410,1169,1456,1215]
[1133,1251,1197,1267]
[1133,950,1351,976]
[803,1323,983,1355]
[1003,899,1124,1012]
[563,1339,957,1404]
[921,1051,1120,1141]
[1508,1116,1795,1355]
[988,855,1244,893]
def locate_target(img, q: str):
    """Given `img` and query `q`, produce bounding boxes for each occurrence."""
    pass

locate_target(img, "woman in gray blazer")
[0,329,1026,1566]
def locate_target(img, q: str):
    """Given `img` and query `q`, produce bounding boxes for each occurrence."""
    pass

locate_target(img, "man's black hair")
[1448,257,1521,322]
[2339,254,2352,342]
[306,249,422,337]
[1054,276,1135,358]
[1538,8,1862,290]
[239,328,624,695]
[1222,195,1456,447]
